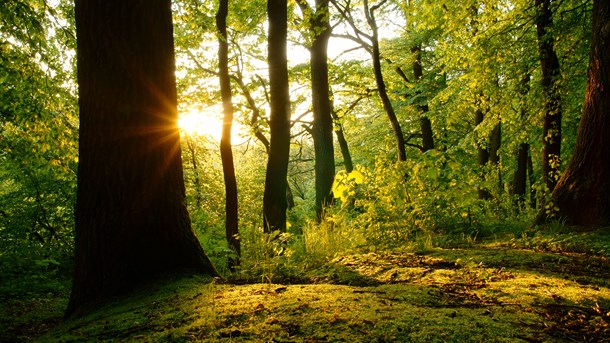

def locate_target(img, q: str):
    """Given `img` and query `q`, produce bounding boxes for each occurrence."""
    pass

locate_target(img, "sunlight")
[178,105,247,144]
[178,106,223,140]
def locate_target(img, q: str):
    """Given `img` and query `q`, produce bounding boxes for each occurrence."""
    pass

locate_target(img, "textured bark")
[537,0,610,227]
[364,0,407,161]
[67,0,217,317]
[217,0,240,271]
[264,0,291,232]
[411,45,434,152]
[535,0,562,192]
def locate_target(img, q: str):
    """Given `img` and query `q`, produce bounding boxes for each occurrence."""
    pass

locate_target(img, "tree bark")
[535,0,562,192]
[536,0,610,226]
[264,0,291,232]
[297,0,336,221]
[67,0,217,317]
[217,0,240,271]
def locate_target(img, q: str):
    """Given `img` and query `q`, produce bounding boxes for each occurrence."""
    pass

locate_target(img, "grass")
[2,229,610,342]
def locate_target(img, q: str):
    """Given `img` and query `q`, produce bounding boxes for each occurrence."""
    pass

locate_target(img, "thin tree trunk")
[364,0,407,162]
[535,0,562,192]
[297,0,335,221]
[512,74,531,206]
[217,0,240,271]
[67,0,217,317]
[264,0,291,232]
[185,135,203,207]
[489,120,502,191]
[475,108,491,200]
[334,124,353,173]
[512,142,529,204]
[528,152,537,208]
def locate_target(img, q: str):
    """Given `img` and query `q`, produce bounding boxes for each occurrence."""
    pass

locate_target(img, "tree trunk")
[298,0,335,221]
[511,74,531,206]
[217,0,240,271]
[512,142,530,204]
[489,121,502,191]
[364,0,407,162]
[411,45,434,152]
[264,0,291,232]
[334,124,354,173]
[67,0,217,318]
[535,0,562,192]
[475,108,491,200]
[536,0,610,226]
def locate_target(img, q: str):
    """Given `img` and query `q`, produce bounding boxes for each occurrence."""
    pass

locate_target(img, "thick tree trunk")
[411,45,434,152]
[535,0,562,192]
[364,0,407,162]
[217,0,240,271]
[67,0,217,318]
[536,0,610,226]
[264,0,291,232]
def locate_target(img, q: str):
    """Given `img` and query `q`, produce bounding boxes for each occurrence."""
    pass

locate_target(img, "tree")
[296,0,336,221]
[536,0,610,226]
[331,0,407,162]
[67,0,217,317]
[410,45,434,152]
[535,0,563,192]
[264,0,292,232]
[217,0,240,271]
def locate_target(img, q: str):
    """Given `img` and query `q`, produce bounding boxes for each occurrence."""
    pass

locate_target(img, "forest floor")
[2,230,610,342]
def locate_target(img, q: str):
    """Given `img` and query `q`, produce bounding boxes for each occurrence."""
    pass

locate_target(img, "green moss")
[15,232,610,342]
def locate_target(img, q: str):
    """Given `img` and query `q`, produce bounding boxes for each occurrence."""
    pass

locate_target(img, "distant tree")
[536,0,610,226]
[263,0,292,232]
[410,45,434,152]
[511,73,532,206]
[67,0,217,317]
[296,0,336,221]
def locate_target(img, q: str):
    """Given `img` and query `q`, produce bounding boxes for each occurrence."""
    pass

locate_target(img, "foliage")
[0,0,78,266]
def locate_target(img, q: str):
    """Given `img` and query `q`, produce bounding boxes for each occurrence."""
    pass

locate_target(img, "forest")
[1,0,609,341]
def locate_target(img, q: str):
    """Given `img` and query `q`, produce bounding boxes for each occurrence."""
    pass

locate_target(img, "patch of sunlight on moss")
[39,242,610,342]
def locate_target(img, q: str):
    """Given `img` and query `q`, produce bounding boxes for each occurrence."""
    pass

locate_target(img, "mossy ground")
[4,231,610,342]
